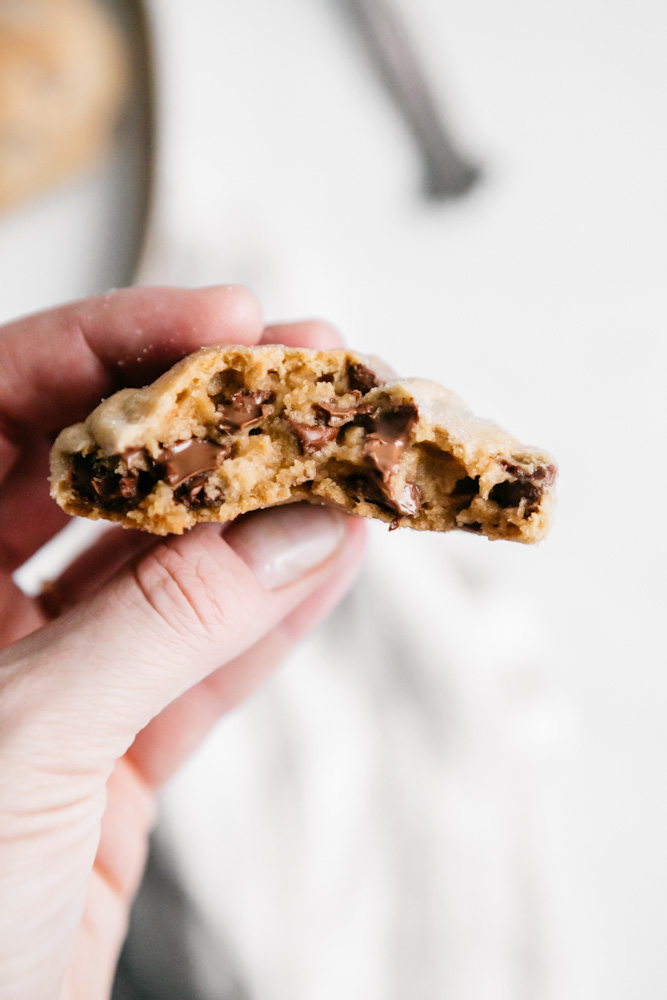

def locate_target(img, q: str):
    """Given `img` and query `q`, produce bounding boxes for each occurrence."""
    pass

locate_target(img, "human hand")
[0,286,365,1000]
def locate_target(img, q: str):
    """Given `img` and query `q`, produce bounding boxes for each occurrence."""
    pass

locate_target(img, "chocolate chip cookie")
[50,345,557,542]
[0,0,128,212]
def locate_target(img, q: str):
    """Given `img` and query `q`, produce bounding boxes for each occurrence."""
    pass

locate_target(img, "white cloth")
[148,2,666,997]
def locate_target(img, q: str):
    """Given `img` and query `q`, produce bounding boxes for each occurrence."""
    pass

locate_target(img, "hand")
[0,286,365,1000]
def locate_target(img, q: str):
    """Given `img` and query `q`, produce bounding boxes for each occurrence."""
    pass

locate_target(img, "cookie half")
[50,345,557,542]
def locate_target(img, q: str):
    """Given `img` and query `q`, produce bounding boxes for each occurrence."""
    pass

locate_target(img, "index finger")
[0,285,264,440]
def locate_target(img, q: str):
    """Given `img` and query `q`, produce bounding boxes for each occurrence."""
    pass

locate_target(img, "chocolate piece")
[347,362,381,394]
[215,390,273,432]
[159,439,231,488]
[314,394,361,427]
[346,404,421,517]
[122,446,150,469]
[288,419,339,453]
[489,461,557,515]
[314,395,375,428]
[394,481,422,516]
[452,476,479,497]
[347,470,422,519]
[347,471,391,511]
[363,404,418,479]
[388,485,423,529]
[500,461,557,488]
[174,474,223,510]
[68,452,153,511]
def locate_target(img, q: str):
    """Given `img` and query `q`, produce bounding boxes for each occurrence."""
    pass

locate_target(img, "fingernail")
[226,504,347,590]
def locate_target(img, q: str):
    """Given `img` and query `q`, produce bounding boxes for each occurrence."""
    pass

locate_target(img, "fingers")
[261,318,344,349]
[22,321,345,583]
[0,436,71,573]
[37,525,157,619]
[0,285,262,572]
[0,301,337,574]
[125,517,365,787]
[1,504,363,770]
[0,285,263,440]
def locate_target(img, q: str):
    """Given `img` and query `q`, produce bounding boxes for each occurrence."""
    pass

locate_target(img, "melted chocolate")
[69,438,232,512]
[122,447,149,469]
[392,481,422,516]
[215,390,273,432]
[314,394,362,427]
[489,461,556,515]
[68,452,154,511]
[159,439,231,487]
[288,419,339,453]
[173,474,224,510]
[388,486,422,529]
[347,363,381,394]
[347,471,422,519]
[452,476,479,497]
[363,404,418,479]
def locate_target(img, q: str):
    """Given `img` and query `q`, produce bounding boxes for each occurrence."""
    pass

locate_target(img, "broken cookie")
[50,345,557,542]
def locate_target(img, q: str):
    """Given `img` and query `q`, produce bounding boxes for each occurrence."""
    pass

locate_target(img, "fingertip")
[200,284,264,343]
[79,285,265,384]
[262,319,344,350]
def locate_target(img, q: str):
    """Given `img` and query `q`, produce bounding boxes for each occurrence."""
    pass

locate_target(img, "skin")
[0,286,366,1000]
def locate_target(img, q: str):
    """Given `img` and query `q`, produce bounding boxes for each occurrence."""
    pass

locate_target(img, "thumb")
[1,504,358,769]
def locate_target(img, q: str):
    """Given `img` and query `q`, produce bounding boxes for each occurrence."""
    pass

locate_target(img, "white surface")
[2,0,666,996]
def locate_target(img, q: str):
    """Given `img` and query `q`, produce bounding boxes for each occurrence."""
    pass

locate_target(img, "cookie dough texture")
[0,0,128,212]
[50,345,557,543]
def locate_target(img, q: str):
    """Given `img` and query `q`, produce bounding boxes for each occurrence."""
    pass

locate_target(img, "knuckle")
[130,537,248,643]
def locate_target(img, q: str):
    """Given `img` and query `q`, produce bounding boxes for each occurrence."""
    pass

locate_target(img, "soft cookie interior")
[50,346,556,541]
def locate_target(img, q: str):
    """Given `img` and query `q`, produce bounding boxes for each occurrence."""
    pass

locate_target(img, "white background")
[1,0,666,997]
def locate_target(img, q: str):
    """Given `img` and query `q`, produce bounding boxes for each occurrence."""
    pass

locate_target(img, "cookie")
[0,0,128,212]
[50,345,557,542]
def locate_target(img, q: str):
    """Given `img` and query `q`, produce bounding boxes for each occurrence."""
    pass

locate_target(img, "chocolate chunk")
[288,419,339,453]
[348,363,381,394]
[363,404,418,479]
[393,481,422,516]
[159,438,231,487]
[314,394,363,427]
[215,390,273,432]
[122,447,150,469]
[173,474,223,510]
[387,486,422,529]
[532,463,557,487]
[347,471,392,510]
[289,391,376,453]
[452,476,479,497]
[489,478,539,510]
[347,470,422,519]
[490,462,556,514]
[500,460,557,488]
[68,452,154,511]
